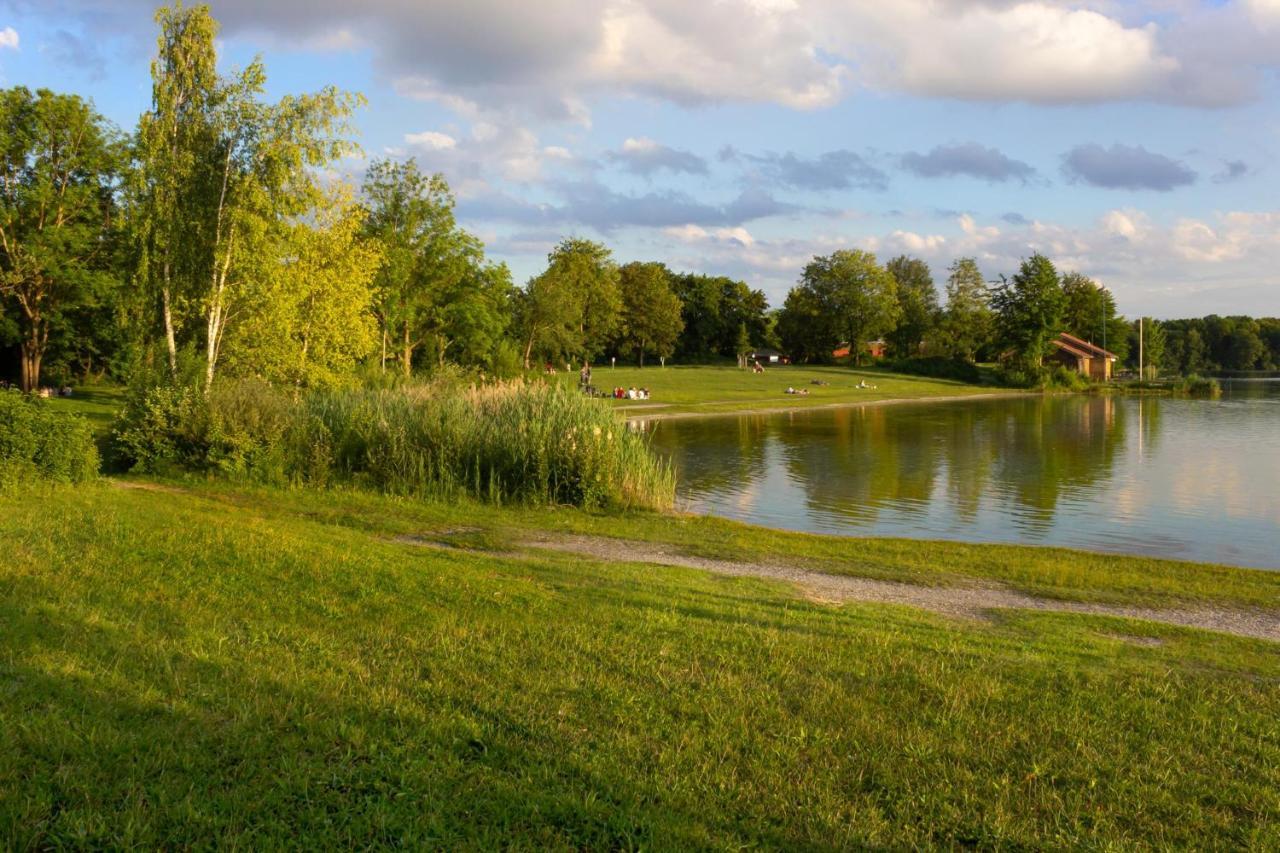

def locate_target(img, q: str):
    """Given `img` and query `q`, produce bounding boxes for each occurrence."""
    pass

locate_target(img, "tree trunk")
[523,331,536,371]
[381,324,387,373]
[19,314,45,392]
[402,323,413,377]
[162,265,177,376]
[20,343,41,393]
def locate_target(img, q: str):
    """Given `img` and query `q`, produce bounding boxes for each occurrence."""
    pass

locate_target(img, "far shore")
[621,389,1037,422]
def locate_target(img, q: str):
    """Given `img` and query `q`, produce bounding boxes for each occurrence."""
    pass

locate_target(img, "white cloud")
[847,3,1178,104]
[404,131,457,151]
[0,27,18,50]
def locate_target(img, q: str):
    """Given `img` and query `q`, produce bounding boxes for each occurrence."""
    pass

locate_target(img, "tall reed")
[115,378,675,511]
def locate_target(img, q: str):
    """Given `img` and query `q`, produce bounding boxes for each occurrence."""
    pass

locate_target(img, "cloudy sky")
[2,0,1278,317]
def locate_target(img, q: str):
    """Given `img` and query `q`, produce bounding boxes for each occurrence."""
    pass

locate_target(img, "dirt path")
[519,535,1280,643]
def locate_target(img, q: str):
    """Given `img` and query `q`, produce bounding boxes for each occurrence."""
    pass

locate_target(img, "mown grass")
[552,364,1004,417]
[2,481,1277,847]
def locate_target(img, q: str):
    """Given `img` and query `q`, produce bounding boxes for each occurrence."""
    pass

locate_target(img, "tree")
[517,238,619,368]
[617,262,683,366]
[938,257,993,362]
[0,87,122,391]
[132,1,219,376]
[1061,271,1128,363]
[776,281,836,363]
[197,67,362,390]
[1126,318,1166,378]
[885,255,938,357]
[780,250,899,365]
[669,273,768,359]
[362,159,509,374]
[991,253,1065,371]
[133,3,362,390]
[221,188,382,386]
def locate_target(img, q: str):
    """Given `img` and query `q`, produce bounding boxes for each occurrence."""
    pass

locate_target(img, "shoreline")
[622,389,1038,422]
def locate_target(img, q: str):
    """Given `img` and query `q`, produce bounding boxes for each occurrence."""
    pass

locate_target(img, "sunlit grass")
[2,481,1276,847]
[551,363,1004,416]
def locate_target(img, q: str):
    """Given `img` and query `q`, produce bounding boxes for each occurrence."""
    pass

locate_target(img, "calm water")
[645,380,1280,569]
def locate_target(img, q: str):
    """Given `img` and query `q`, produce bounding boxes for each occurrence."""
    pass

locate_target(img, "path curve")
[520,535,1280,643]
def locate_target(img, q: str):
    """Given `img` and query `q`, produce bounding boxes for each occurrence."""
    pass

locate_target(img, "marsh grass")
[113,378,674,510]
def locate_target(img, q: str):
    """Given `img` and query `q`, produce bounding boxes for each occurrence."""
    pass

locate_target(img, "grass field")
[551,364,1003,417]
[2,480,1277,847]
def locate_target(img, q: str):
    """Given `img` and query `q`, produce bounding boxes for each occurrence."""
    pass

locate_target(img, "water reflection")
[650,381,1280,569]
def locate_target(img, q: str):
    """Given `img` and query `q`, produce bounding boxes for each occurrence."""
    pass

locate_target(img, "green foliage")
[778,250,900,364]
[884,255,939,357]
[518,238,621,368]
[1061,272,1128,363]
[0,389,98,487]
[938,257,994,362]
[362,159,509,376]
[889,356,981,384]
[616,262,683,366]
[0,86,123,391]
[670,273,769,360]
[223,189,383,386]
[992,254,1065,371]
[113,378,674,510]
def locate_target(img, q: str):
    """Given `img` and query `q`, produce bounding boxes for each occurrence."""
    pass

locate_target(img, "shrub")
[889,356,981,384]
[0,390,99,487]
[1178,374,1222,398]
[113,378,675,510]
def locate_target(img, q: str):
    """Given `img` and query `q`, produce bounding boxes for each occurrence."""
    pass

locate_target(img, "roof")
[1054,332,1118,361]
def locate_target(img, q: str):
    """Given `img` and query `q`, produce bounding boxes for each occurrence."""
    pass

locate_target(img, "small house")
[1048,333,1118,381]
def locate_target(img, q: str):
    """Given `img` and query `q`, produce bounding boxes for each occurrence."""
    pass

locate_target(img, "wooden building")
[1048,332,1118,380]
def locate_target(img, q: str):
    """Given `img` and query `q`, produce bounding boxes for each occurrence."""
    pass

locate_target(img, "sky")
[1,0,1278,318]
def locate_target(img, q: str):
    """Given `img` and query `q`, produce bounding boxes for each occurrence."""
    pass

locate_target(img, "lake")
[644,380,1280,569]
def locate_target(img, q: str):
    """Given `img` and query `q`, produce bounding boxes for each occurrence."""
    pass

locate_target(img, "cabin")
[833,340,888,359]
[749,349,789,365]
[1048,332,1118,380]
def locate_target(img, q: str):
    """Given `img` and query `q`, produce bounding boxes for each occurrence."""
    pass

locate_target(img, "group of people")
[613,386,650,400]
[784,386,810,396]
[0,379,74,397]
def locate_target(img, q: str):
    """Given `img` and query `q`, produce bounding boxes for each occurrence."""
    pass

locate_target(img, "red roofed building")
[1048,332,1119,381]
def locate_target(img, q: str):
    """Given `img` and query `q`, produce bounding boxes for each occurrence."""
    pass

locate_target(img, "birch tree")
[133,1,218,376]
[221,187,383,386]
[198,67,361,390]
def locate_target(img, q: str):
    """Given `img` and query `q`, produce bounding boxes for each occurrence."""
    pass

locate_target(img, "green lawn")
[550,364,1004,417]
[2,480,1277,847]
[41,384,125,438]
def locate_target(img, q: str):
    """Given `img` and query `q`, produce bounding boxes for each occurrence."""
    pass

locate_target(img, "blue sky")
[2,0,1278,317]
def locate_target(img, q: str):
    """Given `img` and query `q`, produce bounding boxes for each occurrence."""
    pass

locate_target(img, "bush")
[888,356,981,384]
[1178,374,1222,398]
[0,390,99,487]
[112,378,675,510]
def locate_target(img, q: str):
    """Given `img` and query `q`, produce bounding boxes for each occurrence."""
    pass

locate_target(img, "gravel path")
[519,535,1280,643]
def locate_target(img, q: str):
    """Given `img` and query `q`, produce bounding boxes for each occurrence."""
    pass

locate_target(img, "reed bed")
[115,379,674,510]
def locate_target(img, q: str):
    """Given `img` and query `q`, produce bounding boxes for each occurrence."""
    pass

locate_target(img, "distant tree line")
[772,249,1278,379]
[2,4,1275,392]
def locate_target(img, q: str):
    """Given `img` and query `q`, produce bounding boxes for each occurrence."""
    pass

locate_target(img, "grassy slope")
[2,481,1277,848]
[552,364,1001,417]
[41,385,124,436]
